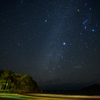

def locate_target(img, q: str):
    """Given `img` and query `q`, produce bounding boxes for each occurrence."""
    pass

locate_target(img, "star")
[89,8,91,10]
[92,29,95,32]
[63,42,66,45]
[84,26,87,29]
[61,56,63,58]
[80,33,82,35]
[21,1,23,3]
[45,20,47,22]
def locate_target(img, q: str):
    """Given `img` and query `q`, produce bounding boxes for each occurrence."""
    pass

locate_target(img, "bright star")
[63,42,66,45]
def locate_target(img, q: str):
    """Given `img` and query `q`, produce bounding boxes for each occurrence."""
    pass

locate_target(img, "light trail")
[0,93,100,100]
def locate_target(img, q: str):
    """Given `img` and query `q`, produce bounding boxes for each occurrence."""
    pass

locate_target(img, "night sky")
[0,0,100,90]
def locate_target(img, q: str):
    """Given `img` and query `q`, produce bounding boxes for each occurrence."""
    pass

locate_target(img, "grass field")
[0,93,100,100]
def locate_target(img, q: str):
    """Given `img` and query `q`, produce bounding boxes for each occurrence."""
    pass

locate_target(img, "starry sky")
[0,0,100,90]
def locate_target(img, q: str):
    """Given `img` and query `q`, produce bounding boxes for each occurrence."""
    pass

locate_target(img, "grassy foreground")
[0,93,100,100]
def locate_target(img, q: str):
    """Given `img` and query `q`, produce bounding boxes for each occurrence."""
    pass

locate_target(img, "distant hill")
[0,69,40,93]
[81,84,100,91]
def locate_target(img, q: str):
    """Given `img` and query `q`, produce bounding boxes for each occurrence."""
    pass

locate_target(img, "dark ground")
[0,97,100,100]
[0,97,20,100]
[39,90,100,95]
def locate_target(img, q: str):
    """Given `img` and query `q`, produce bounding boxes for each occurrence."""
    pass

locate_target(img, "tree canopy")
[0,69,39,93]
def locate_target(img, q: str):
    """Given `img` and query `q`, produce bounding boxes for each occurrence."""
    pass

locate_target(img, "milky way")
[0,0,100,90]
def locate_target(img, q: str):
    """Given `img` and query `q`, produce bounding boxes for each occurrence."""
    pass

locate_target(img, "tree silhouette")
[0,69,39,93]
